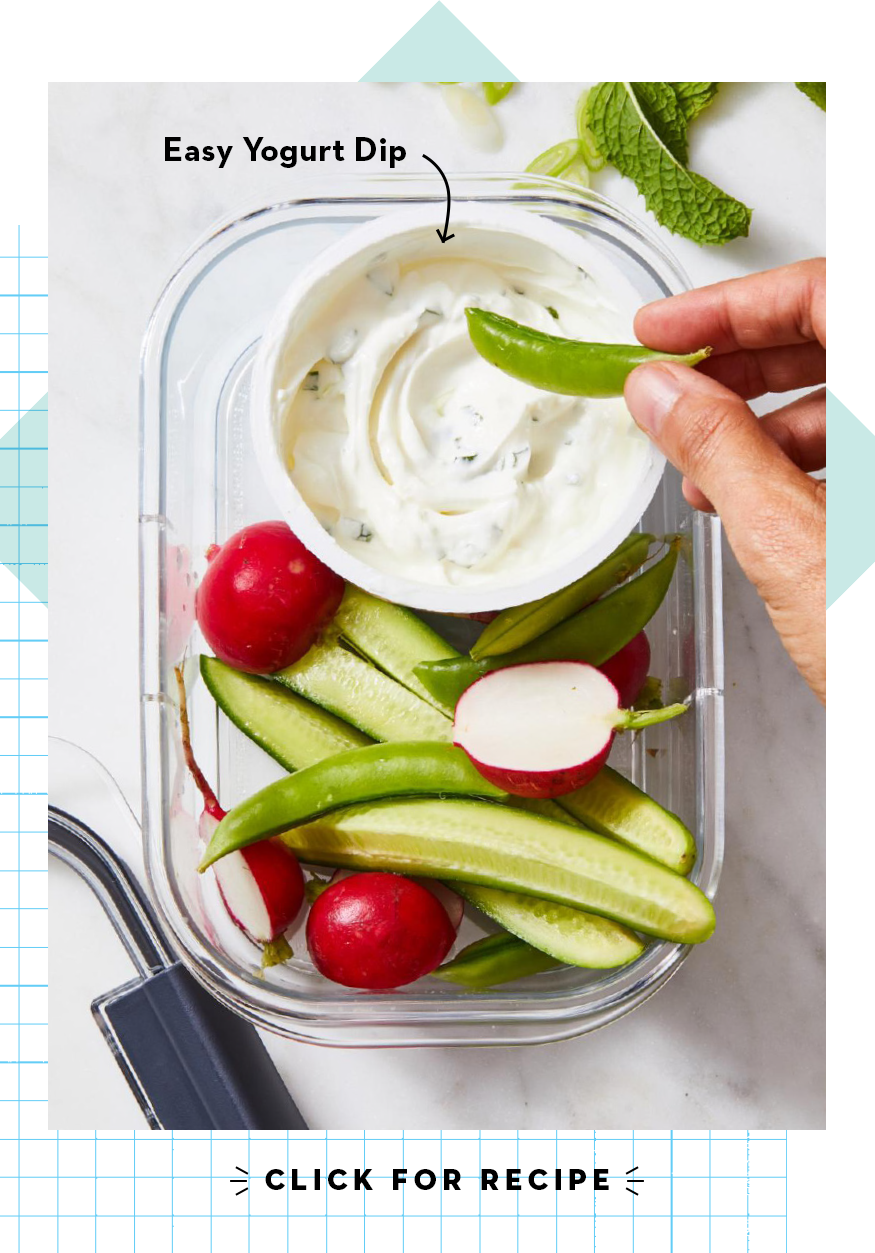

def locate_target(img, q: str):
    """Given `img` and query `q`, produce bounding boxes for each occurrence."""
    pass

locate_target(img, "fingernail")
[624,364,684,436]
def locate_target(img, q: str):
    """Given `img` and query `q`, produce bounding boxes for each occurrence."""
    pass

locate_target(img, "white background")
[1,3,852,1249]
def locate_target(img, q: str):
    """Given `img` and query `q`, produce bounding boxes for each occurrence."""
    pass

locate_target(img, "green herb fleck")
[545,305,559,320]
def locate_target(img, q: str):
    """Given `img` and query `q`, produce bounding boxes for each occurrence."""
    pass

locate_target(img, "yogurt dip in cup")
[251,203,665,613]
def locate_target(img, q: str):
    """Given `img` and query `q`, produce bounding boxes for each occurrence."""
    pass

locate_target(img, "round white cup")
[251,203,665,613]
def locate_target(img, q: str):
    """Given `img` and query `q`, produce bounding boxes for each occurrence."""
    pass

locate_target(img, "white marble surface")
[49,83,825,1129]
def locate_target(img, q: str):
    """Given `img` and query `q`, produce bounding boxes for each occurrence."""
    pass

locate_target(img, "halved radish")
[213,835,305,944]
[453,661,687,799]
[176,667,305,946]
[329,869,464,932]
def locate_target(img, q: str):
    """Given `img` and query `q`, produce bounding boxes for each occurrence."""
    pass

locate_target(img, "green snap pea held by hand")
[416,541,680,710]
[466,308,711,398]
[472,531,656,659]
[199,741,507,870]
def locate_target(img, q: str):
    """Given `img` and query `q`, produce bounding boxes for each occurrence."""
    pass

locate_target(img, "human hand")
[624,259,826,703]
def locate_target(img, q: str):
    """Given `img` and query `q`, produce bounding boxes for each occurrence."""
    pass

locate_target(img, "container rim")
[139,172,724,1047]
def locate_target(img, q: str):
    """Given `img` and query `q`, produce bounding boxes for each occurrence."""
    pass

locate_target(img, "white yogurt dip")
[254,208,663,609]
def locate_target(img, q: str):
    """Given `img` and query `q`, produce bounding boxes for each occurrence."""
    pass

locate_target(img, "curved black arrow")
[423,154,455,242]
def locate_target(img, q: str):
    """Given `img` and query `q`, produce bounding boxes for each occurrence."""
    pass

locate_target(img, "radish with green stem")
[453,661,687,799]
[175,667,305,947]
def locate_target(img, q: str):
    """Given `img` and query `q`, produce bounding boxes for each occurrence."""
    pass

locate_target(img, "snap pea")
[415,541,680,709]
[471,531,656,659]
[433,932,561,990]
[199,741,507,870]
[466,308,711,398]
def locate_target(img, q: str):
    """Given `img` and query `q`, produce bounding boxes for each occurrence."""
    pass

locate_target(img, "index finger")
[634,258,826,355]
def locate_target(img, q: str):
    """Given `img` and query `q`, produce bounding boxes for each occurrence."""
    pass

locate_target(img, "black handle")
[50,806,309,1131]
[97,964,308,1130]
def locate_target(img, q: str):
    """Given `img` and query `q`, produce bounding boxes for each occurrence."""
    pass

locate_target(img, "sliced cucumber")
[457,884,644,968]
[559,767,696,874]
[334,586,459,713]
[200,655,371,772]
[279,797,715,944]
[515,795,583,826]
[271,635,452,743]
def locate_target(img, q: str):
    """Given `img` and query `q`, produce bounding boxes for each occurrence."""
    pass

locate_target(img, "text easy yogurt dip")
[253,206,665,611]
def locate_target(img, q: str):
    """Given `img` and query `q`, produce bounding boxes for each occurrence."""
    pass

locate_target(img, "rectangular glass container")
[140,173,724,1046]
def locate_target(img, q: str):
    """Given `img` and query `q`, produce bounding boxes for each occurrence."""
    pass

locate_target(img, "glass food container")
[139,173,724,1047]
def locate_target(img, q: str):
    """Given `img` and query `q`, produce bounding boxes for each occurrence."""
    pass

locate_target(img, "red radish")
[307,872,456,989]
[599,631,651,708]
[414,878,464,932]
[175,667,304,945]
[328,869,464,932]
[196,520,344,674]
[212,827,305,944]
[453,661,687,799]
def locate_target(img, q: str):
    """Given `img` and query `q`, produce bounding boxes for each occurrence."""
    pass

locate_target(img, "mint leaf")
[587,82,752,246]
[796,82,826,111]
[632,81,690,164]
[670,82,719,123]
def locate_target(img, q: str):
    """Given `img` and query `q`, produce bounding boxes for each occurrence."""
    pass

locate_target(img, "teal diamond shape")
[361,2,515,82]
[0,392,48,605]
[827,388,873,607]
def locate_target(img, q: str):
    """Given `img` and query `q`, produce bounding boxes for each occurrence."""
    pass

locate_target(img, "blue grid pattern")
[0,224,49,1246]
[1,1131,787,1250]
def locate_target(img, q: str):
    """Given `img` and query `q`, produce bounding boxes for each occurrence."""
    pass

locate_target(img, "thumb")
[624,362,825,618]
